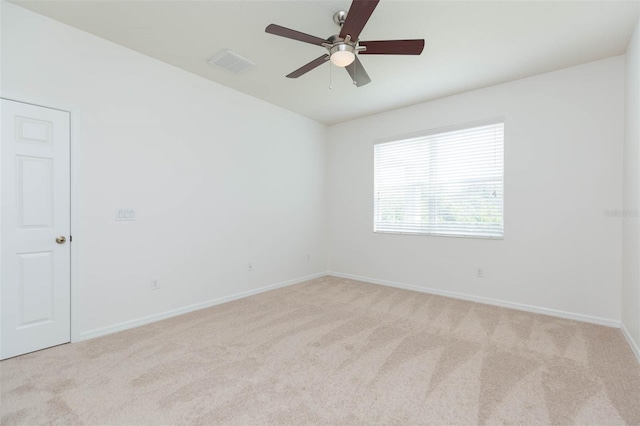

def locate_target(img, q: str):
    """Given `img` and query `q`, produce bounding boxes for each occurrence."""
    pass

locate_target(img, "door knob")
[56,236,66,244]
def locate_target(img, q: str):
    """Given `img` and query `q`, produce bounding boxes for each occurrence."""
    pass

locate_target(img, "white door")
[1,99,71,360]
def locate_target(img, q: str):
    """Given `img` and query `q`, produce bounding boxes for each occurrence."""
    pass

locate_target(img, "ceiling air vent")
[207,50,255,74]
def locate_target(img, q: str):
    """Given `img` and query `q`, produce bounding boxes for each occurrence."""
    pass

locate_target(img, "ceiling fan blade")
[339,0,380,41]
[345,57,371,87]
[359,39,425,55]
[265,24,327,46]
[286,54,330,78]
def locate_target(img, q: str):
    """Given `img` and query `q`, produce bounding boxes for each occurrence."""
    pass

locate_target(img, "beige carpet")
[1,276,639,425]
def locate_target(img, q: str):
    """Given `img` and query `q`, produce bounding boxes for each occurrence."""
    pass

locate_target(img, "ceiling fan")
[265,0,425,87]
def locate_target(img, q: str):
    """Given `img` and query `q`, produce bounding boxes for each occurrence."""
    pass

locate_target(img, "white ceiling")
[12,0,640,125]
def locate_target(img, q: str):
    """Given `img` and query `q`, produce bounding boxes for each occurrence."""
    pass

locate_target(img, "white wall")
[622,17,640,357]
[327,57,625,324]
[1,3,328,338]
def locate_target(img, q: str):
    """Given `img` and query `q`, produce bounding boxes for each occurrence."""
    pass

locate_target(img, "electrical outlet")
[476,268,484,278]
[151,277,160,290]
[248,263,253,272]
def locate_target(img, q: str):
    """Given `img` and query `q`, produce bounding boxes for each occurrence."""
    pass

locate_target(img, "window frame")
[373,117,505,240]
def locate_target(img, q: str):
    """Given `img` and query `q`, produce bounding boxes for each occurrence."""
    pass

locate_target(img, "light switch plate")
[115,208,136,221]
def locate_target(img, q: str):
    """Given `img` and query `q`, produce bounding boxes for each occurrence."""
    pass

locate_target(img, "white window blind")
[374,119,504,239]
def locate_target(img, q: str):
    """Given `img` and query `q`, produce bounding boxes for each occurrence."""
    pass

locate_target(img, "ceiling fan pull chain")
[329,62,333,89]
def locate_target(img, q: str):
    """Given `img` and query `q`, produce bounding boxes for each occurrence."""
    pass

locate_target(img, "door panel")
[1,99,71,360]
[18,251,54,327]
[18,156,54,228]
[16,116,53,143]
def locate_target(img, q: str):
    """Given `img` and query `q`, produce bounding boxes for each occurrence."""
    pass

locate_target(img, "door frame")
[1,91,82,344]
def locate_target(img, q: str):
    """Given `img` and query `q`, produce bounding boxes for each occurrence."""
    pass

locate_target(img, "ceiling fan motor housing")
[329,43,356,56]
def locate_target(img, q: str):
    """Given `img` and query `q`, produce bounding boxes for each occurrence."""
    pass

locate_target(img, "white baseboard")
[327,271,620,328]
[79,272,326,341]
[79,270,626,345]
[621,322,640,363]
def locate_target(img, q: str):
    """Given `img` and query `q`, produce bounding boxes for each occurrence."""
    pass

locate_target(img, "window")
[374,119,504,239]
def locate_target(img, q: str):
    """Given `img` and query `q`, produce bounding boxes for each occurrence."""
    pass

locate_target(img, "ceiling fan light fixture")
[329,44,356,67]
